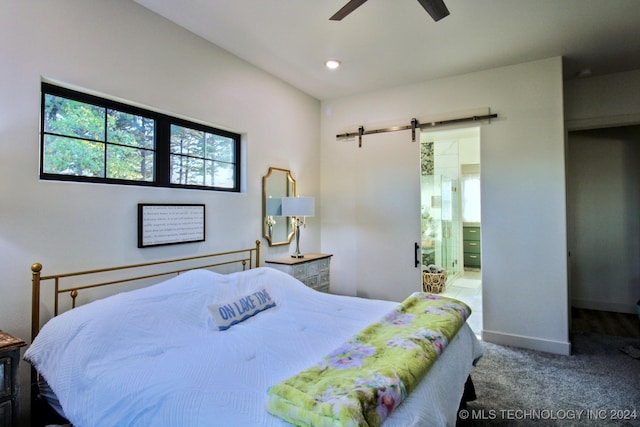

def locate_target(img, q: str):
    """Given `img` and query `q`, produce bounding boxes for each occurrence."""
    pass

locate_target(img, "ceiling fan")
[330,0,450,22]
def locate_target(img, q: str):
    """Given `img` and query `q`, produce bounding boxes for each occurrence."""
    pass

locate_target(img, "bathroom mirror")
[262,167,296,246]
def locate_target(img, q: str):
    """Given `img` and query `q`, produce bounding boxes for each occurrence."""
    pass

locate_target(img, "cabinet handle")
[469,255,477,259]
[414,242,420,268]
[469,242,477,246]
[468,230,477,233]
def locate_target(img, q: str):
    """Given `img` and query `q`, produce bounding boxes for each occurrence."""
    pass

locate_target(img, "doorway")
[420,126,483,335]
[566,125,640,318]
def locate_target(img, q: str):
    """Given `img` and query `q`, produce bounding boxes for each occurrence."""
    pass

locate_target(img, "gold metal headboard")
[31,240,261,343]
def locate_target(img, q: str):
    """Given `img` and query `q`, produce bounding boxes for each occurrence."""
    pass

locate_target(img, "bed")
[25,241,483,426]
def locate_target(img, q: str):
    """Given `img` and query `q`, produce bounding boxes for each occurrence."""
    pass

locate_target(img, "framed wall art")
[138,204,205,248]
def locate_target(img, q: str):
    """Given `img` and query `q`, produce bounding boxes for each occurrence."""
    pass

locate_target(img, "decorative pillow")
[208,288,276,331]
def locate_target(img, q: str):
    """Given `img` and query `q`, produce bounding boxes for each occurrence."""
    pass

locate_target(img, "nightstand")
[265,253,332,292]
[0,331,26,427]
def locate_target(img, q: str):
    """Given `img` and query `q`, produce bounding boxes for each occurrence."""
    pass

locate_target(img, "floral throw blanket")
[266,293,471,427]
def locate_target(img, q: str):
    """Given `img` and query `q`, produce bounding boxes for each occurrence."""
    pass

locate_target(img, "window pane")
[206,134,235,162]
[107,145,154,181]
[43,135,104,177]
[462,173,481,223]
[44,94,105,140]
[170,154,205,185]
[207,160,235,188]
[107,110,154,149]
[170,125,204,157]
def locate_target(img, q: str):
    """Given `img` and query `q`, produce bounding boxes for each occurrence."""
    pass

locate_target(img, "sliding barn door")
[354,129,422,302]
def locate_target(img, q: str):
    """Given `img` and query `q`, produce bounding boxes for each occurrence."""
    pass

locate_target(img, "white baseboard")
[571,298,636,314]
[481,329,571,356]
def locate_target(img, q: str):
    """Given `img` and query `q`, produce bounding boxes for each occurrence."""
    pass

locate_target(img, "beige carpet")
[459,333,640,426]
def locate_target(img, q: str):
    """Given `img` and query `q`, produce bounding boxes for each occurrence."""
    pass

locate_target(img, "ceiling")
[133,0,640,101]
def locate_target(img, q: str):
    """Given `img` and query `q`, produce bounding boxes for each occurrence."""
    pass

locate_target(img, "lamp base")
[291,220,305,259]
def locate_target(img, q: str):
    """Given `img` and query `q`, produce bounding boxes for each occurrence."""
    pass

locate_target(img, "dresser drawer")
[304,275,319,289]
[463,227,481,240]
[307,260,320,276]
[317,257,330,272]
[463,240,481,253]
[291,264,307,279]
[464,252,481,268]
[315,283,330,293]
[0,357,11,399]
[319,271,330,287]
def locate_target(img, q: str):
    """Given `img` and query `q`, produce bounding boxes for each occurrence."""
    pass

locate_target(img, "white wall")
[1,0,320,419]
[564,69,640,130]
[321,57,570,354]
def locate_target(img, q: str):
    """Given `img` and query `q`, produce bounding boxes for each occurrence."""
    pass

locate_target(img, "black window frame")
[40,82,241,192]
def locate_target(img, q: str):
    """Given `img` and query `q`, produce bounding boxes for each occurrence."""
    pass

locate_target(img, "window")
[462,171,481,223]
[40,83,240,192]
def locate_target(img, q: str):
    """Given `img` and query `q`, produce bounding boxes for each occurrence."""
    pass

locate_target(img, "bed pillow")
[208,288,276,331]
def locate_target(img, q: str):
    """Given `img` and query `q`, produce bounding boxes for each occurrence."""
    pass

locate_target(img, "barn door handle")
[414,242,420,268]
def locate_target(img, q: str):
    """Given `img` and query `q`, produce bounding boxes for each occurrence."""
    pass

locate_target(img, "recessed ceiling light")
[324,59,341,70]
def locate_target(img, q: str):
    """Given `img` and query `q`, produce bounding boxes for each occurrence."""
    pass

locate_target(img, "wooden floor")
[571,307,640,338]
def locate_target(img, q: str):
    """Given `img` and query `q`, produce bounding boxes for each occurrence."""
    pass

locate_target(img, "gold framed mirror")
[262,167,296,246]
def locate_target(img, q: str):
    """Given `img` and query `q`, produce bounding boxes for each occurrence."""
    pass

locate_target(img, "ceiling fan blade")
[416,0,450,21]
[330,0,368,21]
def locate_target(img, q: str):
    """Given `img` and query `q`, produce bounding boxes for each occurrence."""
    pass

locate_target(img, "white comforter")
[25,267,482,427]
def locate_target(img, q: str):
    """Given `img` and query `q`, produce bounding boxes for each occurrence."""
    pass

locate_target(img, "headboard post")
[255,240,261,268]
[31,263,42,342]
